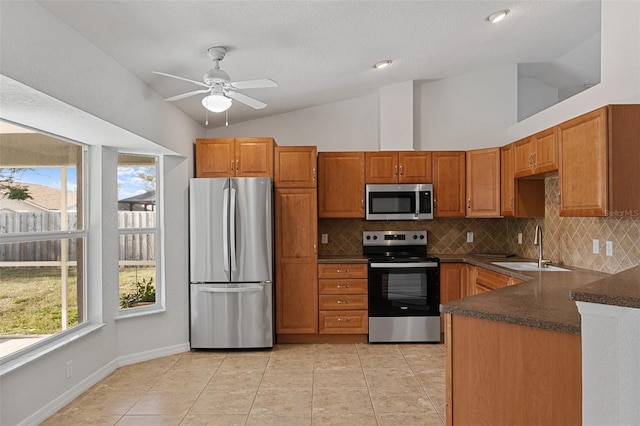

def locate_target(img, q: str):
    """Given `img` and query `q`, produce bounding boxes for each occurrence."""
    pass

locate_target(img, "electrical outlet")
[517,233,523,244]
[606,241,613,257]
[592,239,599,254]
[66,360,73,379]
[321,234,328,244]
[466,232,474,243]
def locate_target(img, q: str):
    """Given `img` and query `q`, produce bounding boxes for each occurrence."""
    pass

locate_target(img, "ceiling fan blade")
[164,89,210,102]
[152,71,209,88]
[227,91,267,109]
[230,79,278,90]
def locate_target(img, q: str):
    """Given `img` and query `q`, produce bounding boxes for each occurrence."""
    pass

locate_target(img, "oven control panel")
[363,231,427,246]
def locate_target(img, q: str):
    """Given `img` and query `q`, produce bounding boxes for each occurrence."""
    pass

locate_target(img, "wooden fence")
[0,211,155,262]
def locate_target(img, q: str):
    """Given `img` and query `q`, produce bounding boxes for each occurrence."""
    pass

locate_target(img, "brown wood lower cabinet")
[445,314,581,426]
[318,263,368,335]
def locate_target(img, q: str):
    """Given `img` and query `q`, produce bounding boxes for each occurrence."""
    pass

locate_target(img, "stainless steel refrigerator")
[189,177,274,349]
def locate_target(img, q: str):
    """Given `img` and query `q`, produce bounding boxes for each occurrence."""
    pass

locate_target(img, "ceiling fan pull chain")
[205,108,209,126]
[225,110,229,126]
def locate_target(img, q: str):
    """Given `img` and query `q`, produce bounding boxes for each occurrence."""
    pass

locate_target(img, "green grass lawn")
[0,267,155,335]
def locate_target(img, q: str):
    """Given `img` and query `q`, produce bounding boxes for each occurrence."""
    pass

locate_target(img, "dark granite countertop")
[437,254,610,335]
[570,265,640,309]
[318,255,368,264]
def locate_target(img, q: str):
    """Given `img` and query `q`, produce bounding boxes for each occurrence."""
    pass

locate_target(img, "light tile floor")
[42,343,445,425]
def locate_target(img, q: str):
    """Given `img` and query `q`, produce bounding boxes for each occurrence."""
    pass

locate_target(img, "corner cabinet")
[513,127,558,178]
[432,151,466,217]
[195,137,275,177]
[365,151,432,184]
[558,105,640,216]
[466,147,500,217]
[318,152,365,218]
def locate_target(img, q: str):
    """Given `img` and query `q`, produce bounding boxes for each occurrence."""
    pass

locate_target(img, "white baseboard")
[19,342,191,426]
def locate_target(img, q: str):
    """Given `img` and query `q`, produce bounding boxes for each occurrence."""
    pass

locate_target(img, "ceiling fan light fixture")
[373,59,393,70]
[486,9,510,23]
[202,94,232,113]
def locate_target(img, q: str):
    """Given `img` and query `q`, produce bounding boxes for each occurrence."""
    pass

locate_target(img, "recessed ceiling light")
[373,60,393,70]
[486,9,510,23]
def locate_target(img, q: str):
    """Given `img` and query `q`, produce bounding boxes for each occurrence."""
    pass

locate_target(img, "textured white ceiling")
[39,1,601,128]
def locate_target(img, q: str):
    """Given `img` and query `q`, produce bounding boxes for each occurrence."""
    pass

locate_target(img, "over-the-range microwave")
[365,183,433,220]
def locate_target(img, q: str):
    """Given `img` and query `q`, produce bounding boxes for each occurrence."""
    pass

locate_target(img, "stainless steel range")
[363,230,440,343]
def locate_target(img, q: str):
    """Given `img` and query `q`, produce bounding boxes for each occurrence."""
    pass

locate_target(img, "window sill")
[116,305,166,320]
[0,323,105,377]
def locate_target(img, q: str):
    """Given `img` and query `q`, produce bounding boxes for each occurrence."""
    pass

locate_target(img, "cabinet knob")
[312,167,316,181]
[394,165,398,176]
[467,198,471,210]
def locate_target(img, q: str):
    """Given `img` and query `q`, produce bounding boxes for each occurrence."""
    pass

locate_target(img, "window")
[0,121,87,359]
[117,154,159,311]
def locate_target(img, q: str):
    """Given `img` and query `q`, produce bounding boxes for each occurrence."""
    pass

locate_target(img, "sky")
[5,166,155,200]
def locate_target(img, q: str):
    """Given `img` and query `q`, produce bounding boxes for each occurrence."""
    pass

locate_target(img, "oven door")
[368,261,440,317]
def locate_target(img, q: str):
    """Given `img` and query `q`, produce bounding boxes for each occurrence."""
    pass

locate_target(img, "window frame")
[0,138,90,365]
[116,153,163,316]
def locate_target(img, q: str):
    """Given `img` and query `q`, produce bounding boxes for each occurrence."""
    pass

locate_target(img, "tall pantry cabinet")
[274,146,319,336]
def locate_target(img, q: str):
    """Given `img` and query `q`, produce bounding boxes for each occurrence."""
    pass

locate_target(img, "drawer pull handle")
[336,285,350,289]
[336,300,350,304]
[337,318,351,322]
[336,269,350,273]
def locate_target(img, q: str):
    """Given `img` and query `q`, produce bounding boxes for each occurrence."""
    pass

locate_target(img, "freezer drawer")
[190,283,274,349]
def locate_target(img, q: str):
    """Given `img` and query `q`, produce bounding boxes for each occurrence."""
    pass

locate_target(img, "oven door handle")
[370,262,438,268]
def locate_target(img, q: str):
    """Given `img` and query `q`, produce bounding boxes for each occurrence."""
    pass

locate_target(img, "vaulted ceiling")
[39,1,601,128]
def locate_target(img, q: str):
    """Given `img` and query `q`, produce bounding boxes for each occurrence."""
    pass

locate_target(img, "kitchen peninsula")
[439,255,609,426]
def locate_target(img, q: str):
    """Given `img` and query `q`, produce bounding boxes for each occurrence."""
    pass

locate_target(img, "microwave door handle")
[415,192,420,218]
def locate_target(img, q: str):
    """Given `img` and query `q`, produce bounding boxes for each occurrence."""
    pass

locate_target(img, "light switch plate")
[592,239,599,254]
[466,232,474,243]
[606,241,613,257]
[321,234,328,244]
[517,233,523,244]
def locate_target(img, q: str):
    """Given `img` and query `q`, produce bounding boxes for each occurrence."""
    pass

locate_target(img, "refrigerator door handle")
[222,187,230,272]
[229,187,237,272]
[198,286,263,293]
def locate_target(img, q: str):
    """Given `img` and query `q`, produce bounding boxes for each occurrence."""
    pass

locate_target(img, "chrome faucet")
[533,225,550,268]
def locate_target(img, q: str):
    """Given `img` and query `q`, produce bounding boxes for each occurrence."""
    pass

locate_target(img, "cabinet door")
[274,146,317,188]
[235,138,274,177]
[501,144,515,217]
[275,189,318,334]
[432,151,466,217]
[532,128,558,174]
[318,152,365,218]
[558,107,608,216]
[513,137,534,178]
[399,151,432,183]
[440,263,465,303]
[365,151,398,183]
[195,138,235,177]
[466,147,500,217]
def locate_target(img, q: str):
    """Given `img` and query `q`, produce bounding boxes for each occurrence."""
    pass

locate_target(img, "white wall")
[509,0,640,140]
[518,77,559,122]
[207,94,380,152]
[0,2,200,425]
[416,64,518,150]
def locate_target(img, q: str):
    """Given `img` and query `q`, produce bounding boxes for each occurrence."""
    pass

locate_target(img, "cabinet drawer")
[318,279,368,294]
[475,267,511,290]
[319,294,368,310]
[319,310,368,334]
[318,263,368,279]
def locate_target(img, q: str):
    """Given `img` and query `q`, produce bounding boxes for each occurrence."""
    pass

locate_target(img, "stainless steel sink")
[491,261,571,272]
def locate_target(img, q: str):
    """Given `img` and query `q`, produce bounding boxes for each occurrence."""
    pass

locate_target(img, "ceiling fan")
[152,46,277,113]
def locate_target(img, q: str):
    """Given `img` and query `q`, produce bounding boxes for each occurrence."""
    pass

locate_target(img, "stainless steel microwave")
[365,183,434,220]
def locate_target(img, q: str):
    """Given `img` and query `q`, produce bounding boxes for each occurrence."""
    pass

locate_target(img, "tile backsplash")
[318,176,640,274]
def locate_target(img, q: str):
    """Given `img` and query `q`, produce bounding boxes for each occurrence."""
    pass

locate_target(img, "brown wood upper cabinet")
[557,104,640,217]
[432,151,466,218]
[365,151,432,184]
[318,152,365,218]
[513,128,558,178]
[501,143,545,218]
[195,137,275,178]
[466,147,501,217]
[500,144,515,217]
[274,146,317,188]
